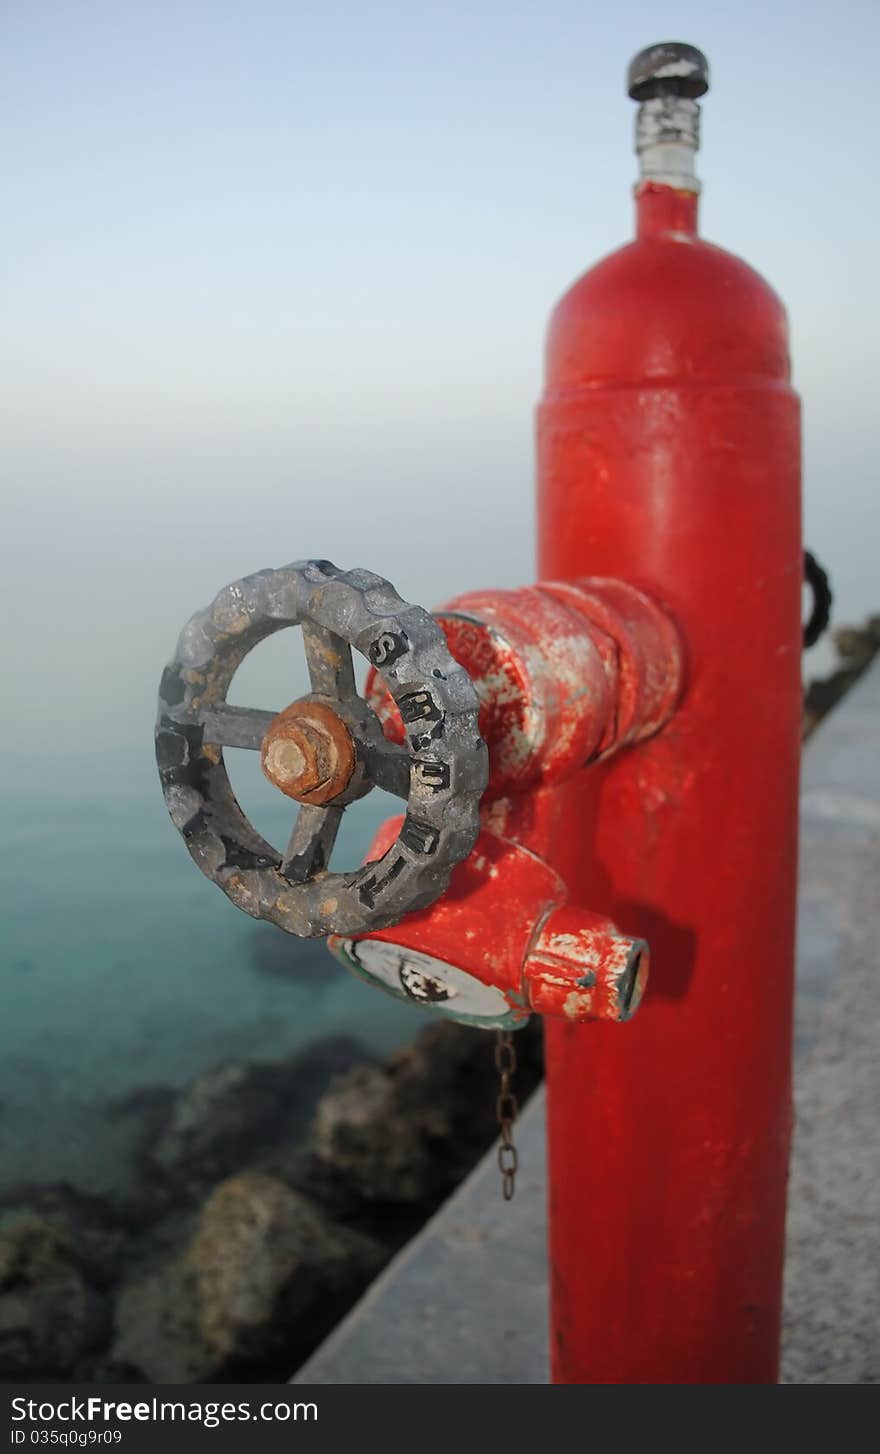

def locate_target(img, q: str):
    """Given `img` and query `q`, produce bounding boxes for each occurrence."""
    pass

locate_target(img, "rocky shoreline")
[0,1019,543,1383]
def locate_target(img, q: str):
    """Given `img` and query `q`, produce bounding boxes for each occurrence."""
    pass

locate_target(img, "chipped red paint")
[333,817,648,1025]
[365,578,683,798]
[539,181,802,1382]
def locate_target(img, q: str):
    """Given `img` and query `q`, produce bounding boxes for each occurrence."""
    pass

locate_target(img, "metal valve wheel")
[156,560,488,937]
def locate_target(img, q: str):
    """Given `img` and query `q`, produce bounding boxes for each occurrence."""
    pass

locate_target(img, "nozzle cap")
[627,42,709,102]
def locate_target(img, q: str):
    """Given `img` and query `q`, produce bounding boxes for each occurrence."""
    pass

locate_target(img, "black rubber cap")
[627,42,709,101]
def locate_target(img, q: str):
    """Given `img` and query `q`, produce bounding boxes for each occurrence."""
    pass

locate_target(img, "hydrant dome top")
[627,42,709,101]
[543,237,791,394]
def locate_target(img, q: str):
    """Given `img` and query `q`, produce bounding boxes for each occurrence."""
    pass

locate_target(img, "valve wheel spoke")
[302,622,356,700]
[358,737,410,799]
[281,803,343,882]
[200,704,277,750]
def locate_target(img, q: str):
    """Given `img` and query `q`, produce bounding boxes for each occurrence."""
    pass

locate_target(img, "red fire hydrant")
[157,40,801,1386]
[537,42,801,1383]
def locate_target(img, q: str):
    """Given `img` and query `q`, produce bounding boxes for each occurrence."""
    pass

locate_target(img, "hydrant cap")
[627,41,709,101]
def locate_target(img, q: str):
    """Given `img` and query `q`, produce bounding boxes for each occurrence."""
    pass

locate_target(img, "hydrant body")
[538,179,802,1381]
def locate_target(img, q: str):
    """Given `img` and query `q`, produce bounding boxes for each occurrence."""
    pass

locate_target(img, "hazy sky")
[2,1,877,795]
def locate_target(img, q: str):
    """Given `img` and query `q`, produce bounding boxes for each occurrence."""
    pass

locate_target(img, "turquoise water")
[0,749,418,1196]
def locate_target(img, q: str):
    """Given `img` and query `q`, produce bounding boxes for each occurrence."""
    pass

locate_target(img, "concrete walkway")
[294,660,880,1385]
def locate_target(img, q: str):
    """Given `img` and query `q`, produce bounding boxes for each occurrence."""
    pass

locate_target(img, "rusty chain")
[495,1029,519,1201]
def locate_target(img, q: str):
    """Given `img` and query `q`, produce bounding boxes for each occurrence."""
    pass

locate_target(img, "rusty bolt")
[260,699,356,805]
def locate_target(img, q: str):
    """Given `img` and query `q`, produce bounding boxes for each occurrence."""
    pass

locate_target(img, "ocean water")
[0,748,418,1197]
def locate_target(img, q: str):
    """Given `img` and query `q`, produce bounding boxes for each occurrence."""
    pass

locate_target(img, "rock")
[311,1019,543,1210]
[111,1257,204,1383]
[0,1216,107,1378]
[111,1174,384,1382]
[142,1062,283,1195]
[312,1063,446,1205]
[190,1174,383,1371]
[137,1036,369,1203]
[0,1183,126,1291]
